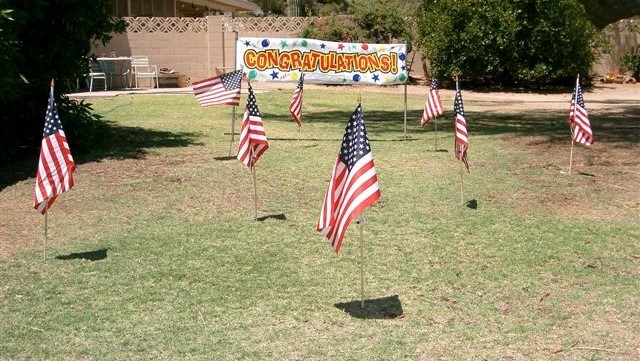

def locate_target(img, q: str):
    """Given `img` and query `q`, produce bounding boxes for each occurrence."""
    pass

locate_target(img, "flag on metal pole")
[316,102,380,254]
[569,76,594,147]
[289,73,305,127]
[34,82,76,214]
[192,69,242,107]
[453,81,469,171]
[237,83,269,168]
[421,77,444,126]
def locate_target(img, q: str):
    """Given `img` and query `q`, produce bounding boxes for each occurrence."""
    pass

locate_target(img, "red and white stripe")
[289,74,304,127]
[568,78,593,147]
[192,74,240,107]
[237,114,268,168]
[421,80,444,126]
[454,113,469,170]
[34,131,75,214]
[316,153,380,253]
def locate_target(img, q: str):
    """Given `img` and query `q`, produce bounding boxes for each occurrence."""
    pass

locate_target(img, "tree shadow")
[74,121,202,163]
[334,294,404,319]
[263,99,639,146]
[464,102,640,145]
[55,248,108,261]
[0,120,201,191]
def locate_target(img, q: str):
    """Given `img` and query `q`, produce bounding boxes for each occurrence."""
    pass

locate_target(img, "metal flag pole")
[568,139,575,175]
[403,83,408,140]
[252,164,258,220]
[44,78,56,261]
[251,140,258,220]
[358,216,365,309]
[568,74,579,175]
[434,119,439,151]
[229,106,236,156]
[459,162,465,205]
[229,30,239,156]
[44,204,49,260]
[455,76,464,205]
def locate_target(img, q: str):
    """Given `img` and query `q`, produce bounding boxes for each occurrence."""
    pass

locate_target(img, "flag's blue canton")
[573,84,586,109]
[297,74,304,89]
[454,90,465,115]
[430,78,439,91]
[221,70,243,91]
[339,104,371,171]
[246,85,261,117]
[43,95,63,137]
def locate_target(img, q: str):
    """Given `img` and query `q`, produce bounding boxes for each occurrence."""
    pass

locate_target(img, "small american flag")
[33,85,76,214]
[192,69,242,107]
[237,84,269,168]
[569,77,594,147]
[316,103,381,254]
[453,82,469,171]
[289,73,305,127]
[421,77,444,126]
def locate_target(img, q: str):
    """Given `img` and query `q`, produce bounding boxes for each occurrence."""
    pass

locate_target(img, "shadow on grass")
[257,213,287,222]
[262,100,640,145]
[334,294,404,319]
[1,121,201,191]
[466,199,478,210]
[56,248,108,261]
[213,156,236,161]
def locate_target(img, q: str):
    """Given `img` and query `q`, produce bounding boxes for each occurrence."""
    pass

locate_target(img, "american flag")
[569,77,594,147]
[316,103,381,254]
[289,73,305,127]
[192,69,242,107]
[33,85,76,214]
[453,83,469,171]
[237,84,269,168]
[421,77,444,126]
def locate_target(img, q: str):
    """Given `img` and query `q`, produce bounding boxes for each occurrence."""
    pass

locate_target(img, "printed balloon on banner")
[237,37,408,85]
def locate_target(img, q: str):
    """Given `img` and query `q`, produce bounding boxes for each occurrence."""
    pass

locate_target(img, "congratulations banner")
[236,37,408,85]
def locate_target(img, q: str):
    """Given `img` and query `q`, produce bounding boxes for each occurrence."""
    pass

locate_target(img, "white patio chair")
[131,55,159,88]
[87,60,107,92]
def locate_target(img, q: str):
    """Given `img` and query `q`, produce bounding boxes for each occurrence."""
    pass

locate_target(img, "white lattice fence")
[221,16,315,34]
[124,17,208,33]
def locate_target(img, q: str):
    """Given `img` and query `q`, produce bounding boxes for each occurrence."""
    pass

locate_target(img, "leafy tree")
[0,0,125,164]
[249,0,350,16]
[0,9,22,104]
[621,48,640,78]
[351,0,409,43]
[301,0,412,44]
[416,0,596,87]
[250,0,286,15]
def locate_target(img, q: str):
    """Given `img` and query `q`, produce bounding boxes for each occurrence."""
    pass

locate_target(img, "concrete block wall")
[91,16,638,86]
[593,20,640,77]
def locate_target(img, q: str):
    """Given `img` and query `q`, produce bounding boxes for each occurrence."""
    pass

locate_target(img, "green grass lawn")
[1,87,638,360]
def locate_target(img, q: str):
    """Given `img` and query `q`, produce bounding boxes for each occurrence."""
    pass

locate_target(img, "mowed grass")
[0,86,639,360]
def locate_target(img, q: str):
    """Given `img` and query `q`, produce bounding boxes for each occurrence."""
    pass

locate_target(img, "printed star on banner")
[291,72,300,81]
[372,74,380,82]
[401,65,406,71]
[280,40,288,49]
[338,43,345,51]
[270,70,279,80]
[320,43,326,49]
[244,40,251,47]
[379,45,387,52]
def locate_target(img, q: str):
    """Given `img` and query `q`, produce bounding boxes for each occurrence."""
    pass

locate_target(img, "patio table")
[97,57,132,89]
